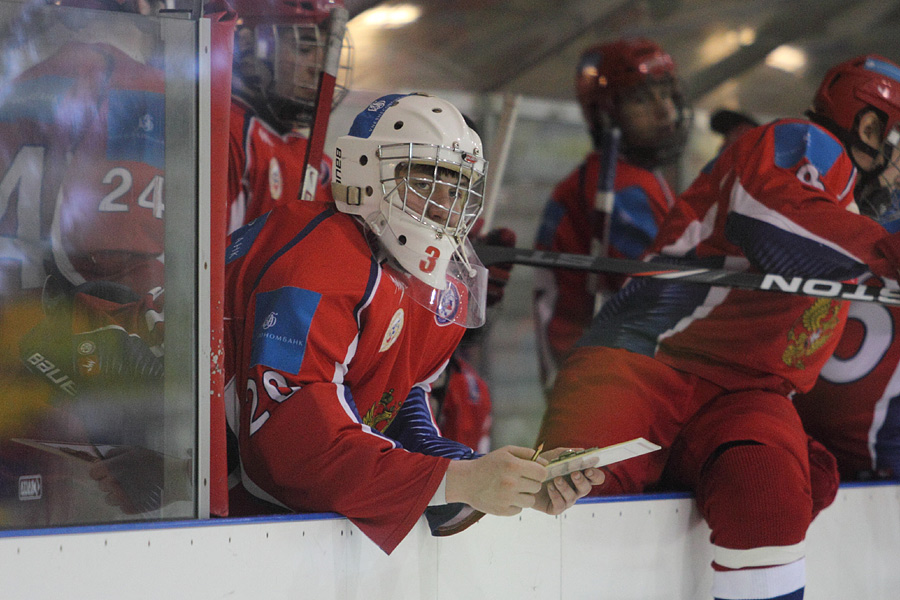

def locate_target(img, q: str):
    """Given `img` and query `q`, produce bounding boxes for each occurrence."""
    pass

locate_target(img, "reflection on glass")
[0,1,194,528]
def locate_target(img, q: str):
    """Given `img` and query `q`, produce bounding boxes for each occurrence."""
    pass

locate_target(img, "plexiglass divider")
[0,0,210,528]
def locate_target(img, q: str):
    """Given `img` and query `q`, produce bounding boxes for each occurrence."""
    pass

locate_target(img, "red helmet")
[576,38,677,123]
[811,56,900,224]
[229,0,351,131]
[575,38,689,167]
[812,55,900,144]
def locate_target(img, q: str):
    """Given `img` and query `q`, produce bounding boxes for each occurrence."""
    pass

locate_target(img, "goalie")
[224,93,604,553]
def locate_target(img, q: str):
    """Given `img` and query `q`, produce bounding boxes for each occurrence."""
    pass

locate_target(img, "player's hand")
[89,446,191,514]
[445,445,546,516]
[531,446,605,515]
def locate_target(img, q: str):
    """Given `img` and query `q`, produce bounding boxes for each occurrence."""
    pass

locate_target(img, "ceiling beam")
[683,0,863,101]
[481,0,638,93]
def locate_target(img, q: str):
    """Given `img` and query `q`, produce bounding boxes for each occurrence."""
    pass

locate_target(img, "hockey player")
[533,38,689,390]
[793,65,900,482]
[794,301,900,481]
[224,93,604,553]
[429,352,493,454]
[537,55,900,600]
[225,0,350,233]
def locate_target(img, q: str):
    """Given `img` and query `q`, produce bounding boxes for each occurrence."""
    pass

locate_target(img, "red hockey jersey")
[48,42,165,293]
[583,118,900,395]
[794,300,900,479]
[533,150,675,386]
[224,201,468,553]
[436,355,492,454]
[226,99,332,233]
[1,40,164,295]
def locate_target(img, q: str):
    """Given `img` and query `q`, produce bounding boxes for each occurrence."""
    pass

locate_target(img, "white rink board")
[0,484,897,600]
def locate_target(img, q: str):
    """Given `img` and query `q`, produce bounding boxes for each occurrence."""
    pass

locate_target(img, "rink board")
[0,483,897,600]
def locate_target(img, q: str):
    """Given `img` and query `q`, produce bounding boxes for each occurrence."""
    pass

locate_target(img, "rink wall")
[0,483,897,600]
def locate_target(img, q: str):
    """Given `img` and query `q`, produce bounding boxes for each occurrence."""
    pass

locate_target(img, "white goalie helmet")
[333,93,489,327]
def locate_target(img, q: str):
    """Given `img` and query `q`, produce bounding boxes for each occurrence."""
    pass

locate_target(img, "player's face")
[876,144,900,211]
[617,79,679,149]
[394,163,471,231]
[272,24,323,104]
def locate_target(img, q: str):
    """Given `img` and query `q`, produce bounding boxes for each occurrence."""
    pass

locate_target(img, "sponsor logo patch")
[251,287,321,374]
[18,475,42,501]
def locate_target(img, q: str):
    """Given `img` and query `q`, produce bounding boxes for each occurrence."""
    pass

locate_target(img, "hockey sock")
[698,443,812,600]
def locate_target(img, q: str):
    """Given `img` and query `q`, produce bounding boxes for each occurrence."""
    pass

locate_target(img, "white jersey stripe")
[712,557,805,600]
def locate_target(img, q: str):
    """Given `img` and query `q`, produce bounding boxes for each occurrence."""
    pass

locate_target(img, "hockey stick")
[299,6,348,201]
[587,121,621,307]
[472,243,900,306]
[594,121,621,258]
[480,92,520,231]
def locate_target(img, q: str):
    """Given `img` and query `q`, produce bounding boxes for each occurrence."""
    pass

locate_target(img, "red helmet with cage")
[230,0,351,132]
[812,55,900,147]
[575,38,689,167]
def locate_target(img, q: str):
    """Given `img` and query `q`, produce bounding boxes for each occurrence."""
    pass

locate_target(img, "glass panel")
[0,1,199,527]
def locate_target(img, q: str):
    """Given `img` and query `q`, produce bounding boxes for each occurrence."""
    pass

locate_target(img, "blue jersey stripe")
[580,255,721,355]
[226,212,270,264]
[577,255,724,356]
[352,255,381,329]
[725,212,868,280]
[0,76,72,123]
[535,199,566,247]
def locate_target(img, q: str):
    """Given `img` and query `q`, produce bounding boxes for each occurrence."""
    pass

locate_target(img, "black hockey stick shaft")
[472,243,900,306]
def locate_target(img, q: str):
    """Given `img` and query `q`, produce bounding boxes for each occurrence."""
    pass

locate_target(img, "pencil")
[530,442,544,461]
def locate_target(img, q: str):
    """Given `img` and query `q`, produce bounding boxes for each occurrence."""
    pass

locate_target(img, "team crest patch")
[269,157,283,200]
[380,309,404,352]
[782,298,842,369]
[363,388,399,432]
[434,283,460,326]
